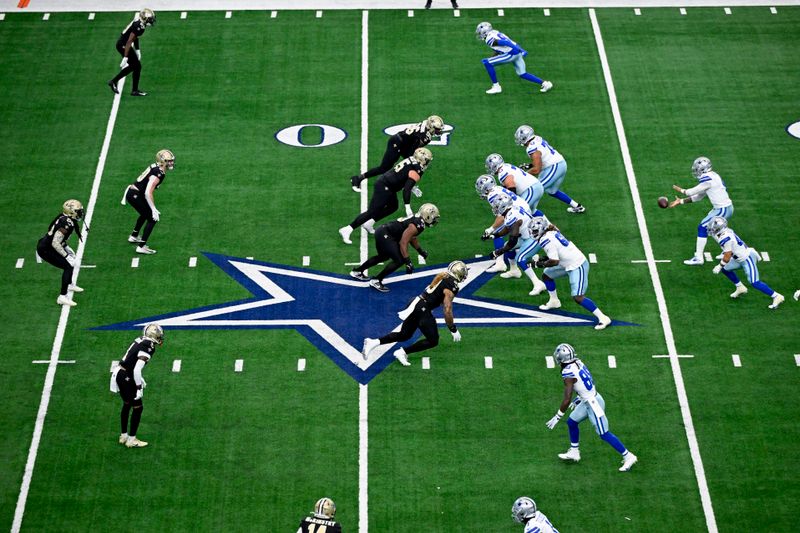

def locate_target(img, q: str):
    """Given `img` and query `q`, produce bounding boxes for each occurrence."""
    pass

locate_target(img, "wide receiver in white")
[511,496,559,532]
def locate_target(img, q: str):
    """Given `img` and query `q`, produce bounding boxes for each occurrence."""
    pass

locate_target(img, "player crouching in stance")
[511,497,559,533]
[297,498,341,533]
[111,323,163,448]
[526,217,611,330]
[37,199,85,307]
[707,217,784,308]
[362,260,468,366]
[475,22,553,95]
[547,343,637,472]
[122,149,174,254]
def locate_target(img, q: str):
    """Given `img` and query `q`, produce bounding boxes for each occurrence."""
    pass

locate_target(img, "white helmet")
[476,21,493,40]
[490,191,513,216]
[511,496,537,523]
[414,147,433,170]
[528,216,549,240]
[691,156,712,178]
[514,125,535,146]
[485,153,504,175]
[475,174,496,199]
[553,343,577,365]
[313,497,336,519]
[707,216,728,237]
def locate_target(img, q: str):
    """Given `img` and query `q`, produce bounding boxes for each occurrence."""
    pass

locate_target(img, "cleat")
[68,284,84,293]
[558,447,580,462]
[128,235,145,244]
[362,219,376,234]
[393,348,411,366]
[362,338,380,360]
[540,80,553,93]
[539,298,561,311]
[369,279,389,293]
[528,281,547,296]
[619,452,638,472]
[768,293,784,310]
[349,270,370,281]
[338,226,353,245]
[125,436,148,448]
[683,256,703,266]
[130,90,148,97]
[567,204,586,214]
[119,433,128,445]
[594,313,612,330]
[485,84,502,95]
[350,175,362,192]
[107,80,119,94]
[500,264,522,279]
[135,245,157,255]
[486,256,507,273]
[730,285,748,299]
[57,295,77,307]
[794,289,800,301]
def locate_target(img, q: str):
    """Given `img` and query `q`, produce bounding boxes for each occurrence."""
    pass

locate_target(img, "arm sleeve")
[133,358,146,387]
[684,181,711,197]
[402,178,416,205]
[495,38,520,53]
[51,230,68,257]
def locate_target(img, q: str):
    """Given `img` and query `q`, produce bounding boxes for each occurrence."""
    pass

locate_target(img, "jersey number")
[393,158,413,173]
[578,367,594,391]
[554,232,570,247]
[306,525,329,533]
[540,139,557,155]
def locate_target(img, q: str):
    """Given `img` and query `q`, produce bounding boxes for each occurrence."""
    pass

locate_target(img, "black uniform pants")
[379,301,440,354]
[126,187,157,242]
[356,227,405,281]
[362,134,404,179]
[37,239,73,296]
[116,368,143,436]
[111,43,142,91]
[348,178,399,229]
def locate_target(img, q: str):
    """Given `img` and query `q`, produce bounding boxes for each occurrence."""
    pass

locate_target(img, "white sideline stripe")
[316,9,323,17]
[234,359,243,372]
[172,360,181,372]
[189,256,197,268]
[588,253,597,263]
[453,9,460,16]
[794,354,800,366]
[724,6,732,13]
[770,6,778,13]
[408,9,413,16]
[704,252,713,262]
[131,257,139,268]
[180,11,187,18]
[32,360,75,364]
[546,355,555,368]
[302,255,310,266]
[16,258,24,269]
[271,10,277,18]
[484,356,493,369]
[43,13,50,20]
[761,251,770,261]
[589,10,717,532]
[297,358,306,371]
[731,354,741,367]
[632,259,671,263]
[225,10,232,17]
[634,7,641,14]
[680,7,687,13]
[12,77,125,533]
[421,357,430,370]
[88,12,94,19]
[608,355,617,368]
[359,11,369,533]
[544,8,551,16]
[498,8,504,15]
[653,354,694,358]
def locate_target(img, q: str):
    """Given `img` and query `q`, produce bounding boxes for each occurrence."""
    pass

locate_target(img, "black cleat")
[108,80,119,94]
[451,1,459,7]
[424,1,432,8]
[350,270,370,281]
[350,175,362,192]
[369,279,389,293]
[130,90,148,97]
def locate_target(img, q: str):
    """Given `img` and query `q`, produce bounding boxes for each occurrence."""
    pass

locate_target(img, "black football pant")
[356,227,404,281]
[348,179,398,229]
[36,239,74,296]
[111,43,142,91]
[379,302,440,354]
[117,369,143,437]
[360,135,403,181]
[126,187,157,243]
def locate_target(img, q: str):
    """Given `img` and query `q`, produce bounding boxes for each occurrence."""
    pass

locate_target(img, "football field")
[1,3,799,532]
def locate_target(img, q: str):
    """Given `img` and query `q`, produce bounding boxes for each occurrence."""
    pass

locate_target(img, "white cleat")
[57,295,77,307]
[362,220,376,234]
[528,281,547,296]
[393,348,411,367]
[730,285,748,299]
[619,452,638,472]
[566,204,585,214]
[485,84,502,94]
[558,447,580,462]
[338,226,353,245]
[794,289,800,301]
[539,298,561,310]
[594,313,612,330]
[683,256,703,266]
[769,293,785,310]
[540,80,553,93]
[119,433,128,445]
[500,264,522,279]
[125,436,148,448]
[135,245,157,255]
[127,235,145,244]
[68,284,84,293]
[485,257,507,273]
[362,337,379,360]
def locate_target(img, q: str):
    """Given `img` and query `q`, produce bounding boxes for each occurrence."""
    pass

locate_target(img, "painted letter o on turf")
[275,124,347,148]
[787,120,800,140]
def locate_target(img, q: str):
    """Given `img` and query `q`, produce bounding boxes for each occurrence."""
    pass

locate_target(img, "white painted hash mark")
[181,11,187,19]
[88,13,95,20]
[16,258,24,269]
[704,252,713,262]
[225,11,232,18]
[732,354,741,367]
[0,14,5,21]
[316,10,323,18]
[43,13,50,20]
[761,251,770,261]
[422,357,430,370]
[408,9,413,17]
[498,9,504,16]
[302,256,310,266]
[794,354,800,367]
[546,356,555,369]
[131,257,139,268]
[770,7,777,14]
[298,358,306,372]
[634,8,641,15]
[589,253,597,264]
[189,256,197,268]
[484,356,493,369]
[453,9,460,17]
[172,360,181,372]
[724,7,732,15]
[608,355,617,368]
[271,11,277,18]
[234,359,243,372]
[680,8,687,15]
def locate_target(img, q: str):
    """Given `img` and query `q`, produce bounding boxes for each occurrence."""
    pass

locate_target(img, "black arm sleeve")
[402,178,416,205]
[496,234,519,256]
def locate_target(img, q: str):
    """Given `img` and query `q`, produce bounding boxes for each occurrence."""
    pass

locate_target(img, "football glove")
[712,263,723,274]
[405,204,414,218]
[404,258,414,274]
[546,410,564,430]
[65,254,76,267]
[533,258,548,268]
[491,249,503,259]
[152,209,160,222]
[135,49,141,60]
[411,186,423,198]
[519,163,533,171]
[418,249,429,260]
[481,231,494,241]
[451,329,461,342]
[120,57,129,68]
[569,398,582,411]
[134,388,143,400]
[140,378,147,389]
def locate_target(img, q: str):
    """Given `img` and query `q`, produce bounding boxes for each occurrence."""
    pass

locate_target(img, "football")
[657,196,669,209]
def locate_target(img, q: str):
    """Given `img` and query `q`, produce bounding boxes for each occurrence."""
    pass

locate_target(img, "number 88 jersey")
[561,359,597,401]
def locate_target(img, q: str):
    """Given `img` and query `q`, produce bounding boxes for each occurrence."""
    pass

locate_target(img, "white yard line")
[359,10,369,533]
[12,78,125,533]
[589,9,717,532]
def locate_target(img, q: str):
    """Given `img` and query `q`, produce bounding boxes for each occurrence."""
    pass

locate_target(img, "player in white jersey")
[475,22,553,95]
[485,153,545,215]
[524,217,612,330]
[707,217,784,308]
[515,125,585,213]
[511,496,559,533]
[546,343,638,472]
[668,156,734,265]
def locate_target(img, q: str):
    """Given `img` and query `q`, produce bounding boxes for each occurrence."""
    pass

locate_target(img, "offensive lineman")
[707,217,784,308]
[36,199,85,307]
[349,116,442,192]
[111,323,164,448]
[122,149,175,254]
[515,125,585,213]
[511,497,559,533]
[107,8,155,96]
[475,22,553,95]
[339,148,433,244]
[297,498,342,533]
[485,153,545,215]
[546,343,638,472]
[362,260,468,366]
[669,156,734,266]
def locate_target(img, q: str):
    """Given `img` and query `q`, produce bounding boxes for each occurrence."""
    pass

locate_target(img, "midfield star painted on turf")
[95,253,633,384]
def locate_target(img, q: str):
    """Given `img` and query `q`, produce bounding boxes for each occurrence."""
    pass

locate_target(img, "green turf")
[1,7,798,532]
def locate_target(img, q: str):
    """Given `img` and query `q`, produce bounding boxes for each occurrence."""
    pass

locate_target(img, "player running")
[475,22,552,95]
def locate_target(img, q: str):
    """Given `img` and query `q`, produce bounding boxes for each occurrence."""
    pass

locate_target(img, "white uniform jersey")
[487,186,529,216]
[498,163,538,195]
[523,511,559,533]
[485,30,518,54]
[503,203,534,239]
[537,230,586,271]
[525,135,565,169]
[685,171,732,208]
[713,227,750,262]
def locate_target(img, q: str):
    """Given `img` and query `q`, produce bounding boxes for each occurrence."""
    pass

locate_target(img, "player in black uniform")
[296,498,342,533]
[121,149,174,254]
[349,203,440,293]
[107,8,156,97]
[36,199,85,307]
[111,323,163,448]
[362,260,468,366]
[339,147,433,245]
[349,115,443,192]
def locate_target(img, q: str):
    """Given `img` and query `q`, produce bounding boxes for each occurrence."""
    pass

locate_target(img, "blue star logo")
[94,253,633,384]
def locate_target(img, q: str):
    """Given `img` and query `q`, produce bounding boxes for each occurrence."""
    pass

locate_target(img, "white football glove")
[712,263,723,275]
[120,57,129,68]
[152,209,160,222]
[134,388,143,400]
[65,254,76,267]
[65,245,75,256]
[405,204,414,218]
[135,49,141,60]
[140,378,147,389]
[545,410,564,430]
[451,330,461,342]
[569,398,582,411]
[411,186,423,198]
